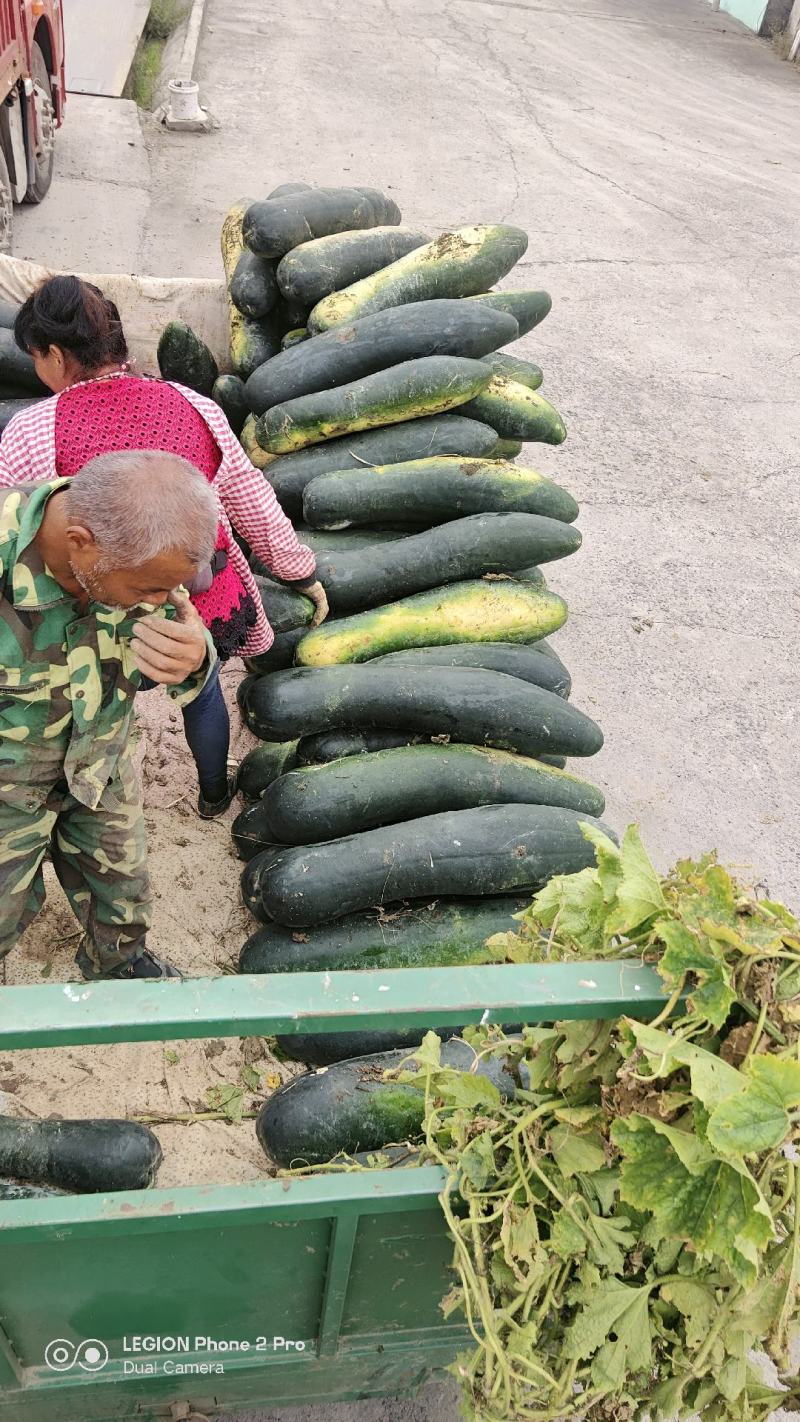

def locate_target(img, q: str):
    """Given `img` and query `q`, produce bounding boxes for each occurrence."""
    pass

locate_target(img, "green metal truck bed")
[0,962,665,1421]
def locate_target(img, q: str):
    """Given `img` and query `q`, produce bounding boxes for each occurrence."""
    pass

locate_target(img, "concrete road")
[12,1,800,1417]
[13,93,150,270]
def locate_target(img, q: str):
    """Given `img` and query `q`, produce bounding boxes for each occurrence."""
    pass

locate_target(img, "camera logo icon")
[45,1338,109,1372]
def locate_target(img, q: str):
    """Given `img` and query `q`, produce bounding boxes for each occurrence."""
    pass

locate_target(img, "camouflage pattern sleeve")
[0,481,216,812]
[165,617,218,709]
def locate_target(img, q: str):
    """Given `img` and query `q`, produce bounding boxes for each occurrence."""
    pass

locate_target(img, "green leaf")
[656,919,736,1027]
[660,1279,718,1350]
[549,1205,587,1260]
[458,1131,496,1190]
[722,1237,795,1350]
[649,1371,690,1421]
[604,824,667,937]
[506,1319,544,1361]
[552,1105,602,1126]
[500,1202,541,1270]
[590,1336,627,1392]
[583,1210,637,1273]
[240,1064,261,1091]
[748,1053,800,1102]
[205,1083,245,1123]
[522,1031,559,1090]
[489,1255,518,1294]
[583,1167,621,1216]
[776,962,800,1002]
[431,1068,501,1111]
[613,1114,774,1286]
[412,1031,443,1070]
[744,1383,800,1420]
[706,1055,800,1157]
[624,1020,743,1109]
[653,1234,684,1275]
[547,1124,607,1178]
[486,929,528,962]
[580,821,624,902]
[528,865,609,954]
[165,1049,180,1066]
[566,1277,652,1375]
[556,1018,607,1064]
[758,898,800,929]
[717,1354,747,1403]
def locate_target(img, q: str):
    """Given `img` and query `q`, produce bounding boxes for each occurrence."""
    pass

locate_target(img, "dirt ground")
[0,662,298,1189]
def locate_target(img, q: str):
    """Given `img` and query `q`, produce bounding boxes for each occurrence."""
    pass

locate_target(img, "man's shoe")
[197,772,237,820]
[104,949,183,980]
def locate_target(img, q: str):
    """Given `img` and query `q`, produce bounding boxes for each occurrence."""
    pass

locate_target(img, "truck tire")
[0,151,12,252]
[24,43,55,204]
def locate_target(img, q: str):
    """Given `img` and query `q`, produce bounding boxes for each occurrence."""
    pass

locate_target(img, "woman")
[0,275,328,816]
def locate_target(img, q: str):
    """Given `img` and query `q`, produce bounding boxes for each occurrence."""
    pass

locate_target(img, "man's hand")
[306,580,329,628]
[131,590,209,685]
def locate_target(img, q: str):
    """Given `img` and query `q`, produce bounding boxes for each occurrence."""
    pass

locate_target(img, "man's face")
[68,540,200,611]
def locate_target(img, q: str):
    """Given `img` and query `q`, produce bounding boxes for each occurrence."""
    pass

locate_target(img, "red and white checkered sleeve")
[193,392,317,583]
[0,400,58,487]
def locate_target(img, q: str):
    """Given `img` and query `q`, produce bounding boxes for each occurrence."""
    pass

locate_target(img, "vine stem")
[534,1258,570,1326]
[772,1162,795,1215]
[438,1181,495,1359]
[466,1193,506,1405]
[737,997,788,1045]
[435,1157,558,1400]
[771,1163,798,1365]
[743,1000,769,1066]
[645,980,685,1030]
[686,1285,743,1377]
[517,1131,569,1209]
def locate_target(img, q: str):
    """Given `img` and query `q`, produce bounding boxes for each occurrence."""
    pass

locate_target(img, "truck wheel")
[24,42,55,204]
[0,151,13,251]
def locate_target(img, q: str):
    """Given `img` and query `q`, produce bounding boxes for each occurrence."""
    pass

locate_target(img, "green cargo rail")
[0,963,665,1422]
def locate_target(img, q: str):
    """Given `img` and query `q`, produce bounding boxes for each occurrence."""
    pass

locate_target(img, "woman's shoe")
[197,772,238,819]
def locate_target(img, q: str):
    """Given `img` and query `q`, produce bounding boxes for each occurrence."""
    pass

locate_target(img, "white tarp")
[0,255,230,373]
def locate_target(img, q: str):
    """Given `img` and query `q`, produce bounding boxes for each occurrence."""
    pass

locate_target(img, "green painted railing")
[0,961,665,1048]
[0,961,667,1421]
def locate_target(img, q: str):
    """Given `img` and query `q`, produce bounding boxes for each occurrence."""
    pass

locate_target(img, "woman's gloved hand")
[305,580,329,628]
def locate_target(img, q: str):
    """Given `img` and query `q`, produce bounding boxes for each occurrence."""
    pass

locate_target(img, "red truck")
[0,0,66,249]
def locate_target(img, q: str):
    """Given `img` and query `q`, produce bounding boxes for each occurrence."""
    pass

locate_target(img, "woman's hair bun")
[14,274,128,372]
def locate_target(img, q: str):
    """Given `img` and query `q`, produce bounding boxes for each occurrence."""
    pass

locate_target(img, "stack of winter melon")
[212,183,611,1065]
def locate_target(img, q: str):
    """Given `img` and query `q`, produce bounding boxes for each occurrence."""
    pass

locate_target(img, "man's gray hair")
[65,450,218,570]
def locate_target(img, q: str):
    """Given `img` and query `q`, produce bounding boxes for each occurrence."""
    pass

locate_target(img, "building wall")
[720,0,792,31]
[719,0,769,29]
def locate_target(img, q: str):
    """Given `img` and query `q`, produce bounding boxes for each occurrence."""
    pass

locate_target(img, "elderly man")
[0,449,219,981]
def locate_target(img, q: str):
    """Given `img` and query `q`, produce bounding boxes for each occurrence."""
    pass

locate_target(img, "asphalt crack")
[440,0,723,249]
